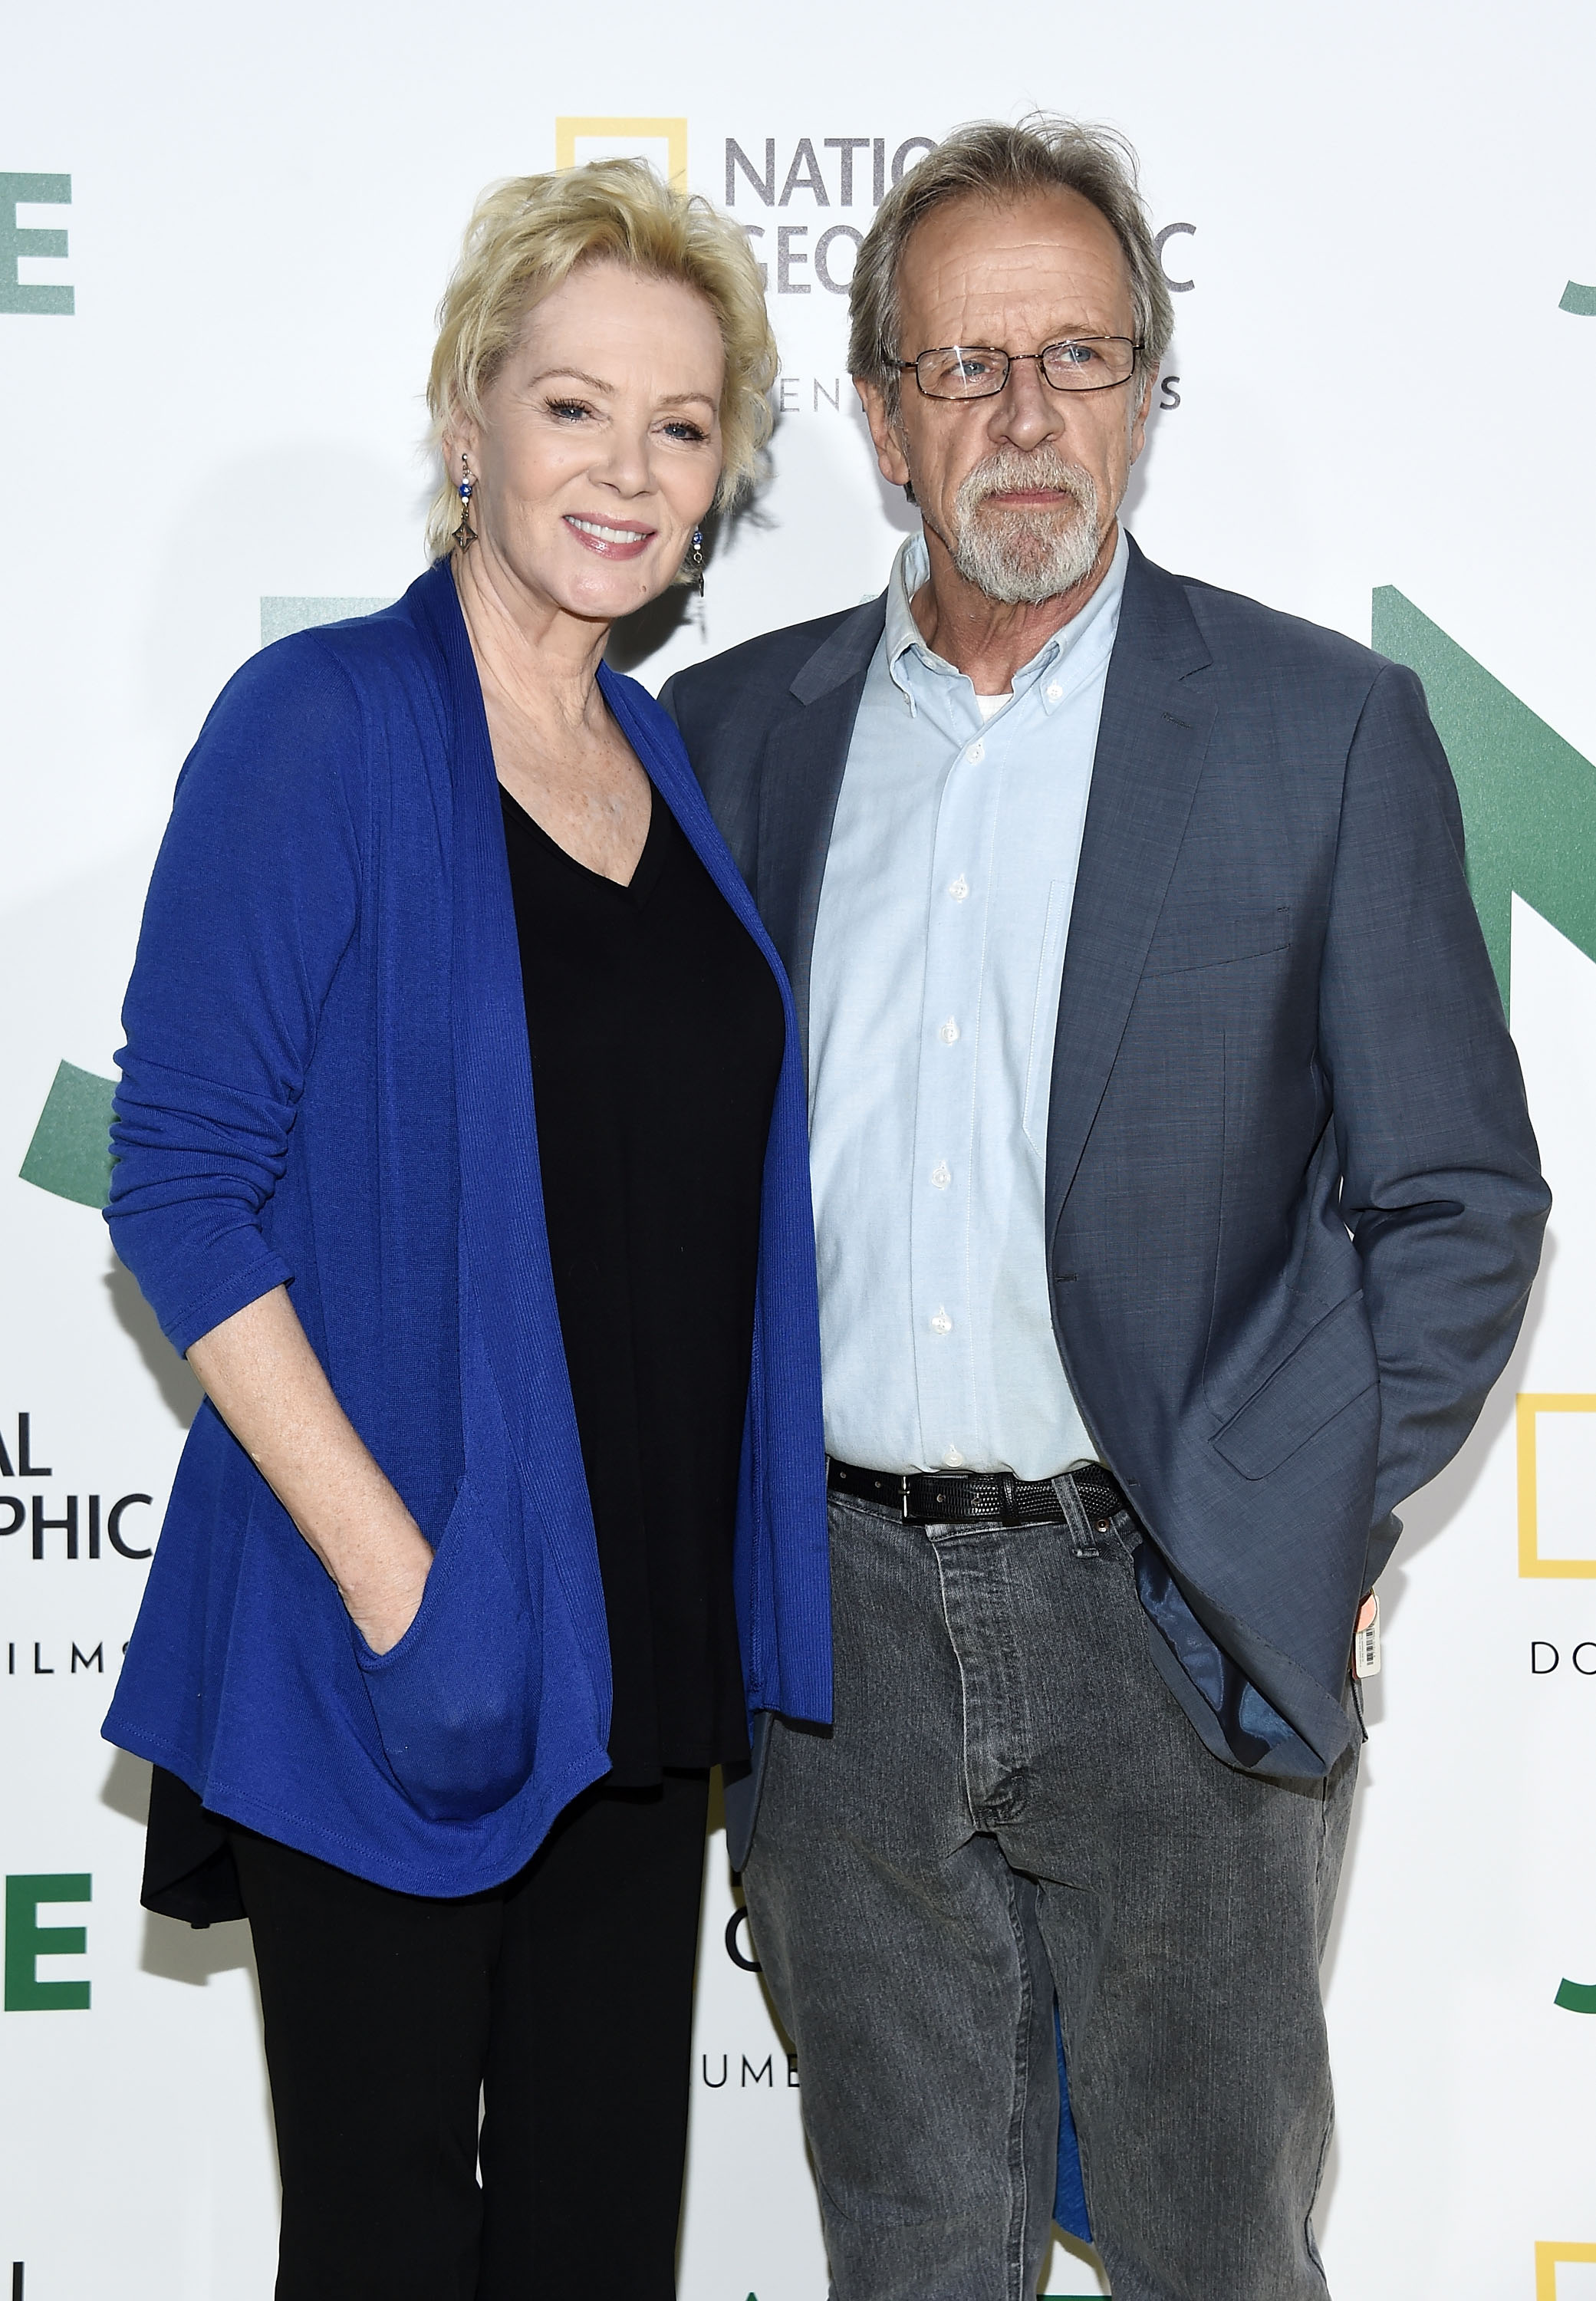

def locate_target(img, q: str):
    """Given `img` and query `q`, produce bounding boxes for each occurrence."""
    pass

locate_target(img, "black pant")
[231,1775,710,2300]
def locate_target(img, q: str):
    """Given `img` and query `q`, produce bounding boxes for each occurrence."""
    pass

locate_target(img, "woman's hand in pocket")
[186,1285,436,1654]
[354,1481,538,1822]
[341,1512,435,1654]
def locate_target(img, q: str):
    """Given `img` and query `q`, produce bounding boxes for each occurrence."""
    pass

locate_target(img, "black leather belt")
[828,1457,1131,1532]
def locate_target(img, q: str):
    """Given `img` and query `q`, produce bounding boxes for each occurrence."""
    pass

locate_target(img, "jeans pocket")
[355,1481,538,1822]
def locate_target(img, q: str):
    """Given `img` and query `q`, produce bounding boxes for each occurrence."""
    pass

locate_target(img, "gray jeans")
[742,1486,1357,2301]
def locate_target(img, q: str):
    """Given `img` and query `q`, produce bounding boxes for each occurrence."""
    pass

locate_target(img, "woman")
[102,160,829,2299]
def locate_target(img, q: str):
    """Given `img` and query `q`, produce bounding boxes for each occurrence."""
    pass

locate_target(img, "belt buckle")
[900,1474,913,1524]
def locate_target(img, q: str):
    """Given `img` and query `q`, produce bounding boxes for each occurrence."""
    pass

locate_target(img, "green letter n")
[1373,588,1596,1016]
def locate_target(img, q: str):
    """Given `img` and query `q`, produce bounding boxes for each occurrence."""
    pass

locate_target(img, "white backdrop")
[3,3,1595,2295]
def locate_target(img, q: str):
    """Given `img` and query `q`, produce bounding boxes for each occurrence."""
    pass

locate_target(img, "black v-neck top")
[499,781,783,1783]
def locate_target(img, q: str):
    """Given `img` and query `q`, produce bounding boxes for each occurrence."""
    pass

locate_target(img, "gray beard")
[948,453,1103,604]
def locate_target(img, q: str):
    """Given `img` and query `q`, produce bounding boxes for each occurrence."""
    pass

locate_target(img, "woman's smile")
[563,512,656,558]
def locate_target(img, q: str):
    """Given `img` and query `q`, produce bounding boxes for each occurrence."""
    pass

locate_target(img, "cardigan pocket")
[355,1480,538,1822]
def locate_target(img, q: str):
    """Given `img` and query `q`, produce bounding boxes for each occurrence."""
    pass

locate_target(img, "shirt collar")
[884,523,1130,716]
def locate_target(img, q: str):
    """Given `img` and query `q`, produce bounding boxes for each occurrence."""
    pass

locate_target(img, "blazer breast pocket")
[1143,902,1292,979]
[1212,1295,1377,1480]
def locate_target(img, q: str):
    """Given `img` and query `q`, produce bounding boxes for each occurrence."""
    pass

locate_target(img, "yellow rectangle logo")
[1518,1396,1596,1577]
[554,117,688,190]
[1536,2240,1596,2299]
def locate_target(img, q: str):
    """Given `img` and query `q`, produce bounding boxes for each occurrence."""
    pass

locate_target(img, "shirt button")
[930,1308,953,1336]
[939,1017,960,1044]
[1046,681,1063,704]
[947,874,969,901]
[930,1160,951,1190]
[966,739,985,763]
[942,1444,965,1467]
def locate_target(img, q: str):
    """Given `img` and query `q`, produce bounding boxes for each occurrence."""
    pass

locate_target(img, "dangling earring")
[687,526,705,595]
[453,454,477,551]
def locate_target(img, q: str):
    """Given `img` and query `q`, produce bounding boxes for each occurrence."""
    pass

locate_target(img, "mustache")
[957,450,1096,512]
[948,448,1104,605]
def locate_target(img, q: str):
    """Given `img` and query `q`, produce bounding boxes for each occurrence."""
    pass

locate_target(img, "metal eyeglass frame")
[894,336,1144,399]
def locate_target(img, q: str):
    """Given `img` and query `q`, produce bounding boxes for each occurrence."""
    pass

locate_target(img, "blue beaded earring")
[687,526,705,594]
[453,454,477,551]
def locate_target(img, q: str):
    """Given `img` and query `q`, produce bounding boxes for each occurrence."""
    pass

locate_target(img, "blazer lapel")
[756,597,885,1058]
[1045,544,1217,1222]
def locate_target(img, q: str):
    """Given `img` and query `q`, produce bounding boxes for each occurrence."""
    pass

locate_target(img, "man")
[663,118,1547,2300]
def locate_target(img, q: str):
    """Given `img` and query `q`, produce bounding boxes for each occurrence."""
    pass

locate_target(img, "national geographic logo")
[557,122,938,295]
[721,134,936,296]
[0,1411,154,1566]
[555,118,688,192]
[722,133,1168,302]
[549,121,1192,430]
[1515,1394,1596,1577]
[1535,2243,1596,2299]
[719,132,1193,429]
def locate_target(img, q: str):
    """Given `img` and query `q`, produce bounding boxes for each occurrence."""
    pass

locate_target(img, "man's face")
[859,189,1153,606]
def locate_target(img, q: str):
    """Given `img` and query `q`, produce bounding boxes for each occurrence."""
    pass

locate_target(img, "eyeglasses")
[895,337,1141,400]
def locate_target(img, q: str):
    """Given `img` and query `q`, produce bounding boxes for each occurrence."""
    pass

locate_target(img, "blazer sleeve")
[1317,661,1550,1546]
[106,637,364,1355]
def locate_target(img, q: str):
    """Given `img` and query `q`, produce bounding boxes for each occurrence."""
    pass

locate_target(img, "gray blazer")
[663,536,1548,1811]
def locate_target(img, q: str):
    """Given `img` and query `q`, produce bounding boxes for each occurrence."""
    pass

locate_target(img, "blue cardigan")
[102,562,832,1894]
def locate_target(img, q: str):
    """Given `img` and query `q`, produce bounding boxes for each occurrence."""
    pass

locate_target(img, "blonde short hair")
[424,160,777,560]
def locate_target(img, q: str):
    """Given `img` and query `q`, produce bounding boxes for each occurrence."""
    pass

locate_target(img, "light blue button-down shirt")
[808,525,1128,1477]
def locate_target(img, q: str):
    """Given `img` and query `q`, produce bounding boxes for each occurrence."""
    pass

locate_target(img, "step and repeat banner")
[2,2,1594,2295]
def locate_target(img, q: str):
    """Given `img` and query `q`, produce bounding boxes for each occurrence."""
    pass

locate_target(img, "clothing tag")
[1353,1592,1381,1679]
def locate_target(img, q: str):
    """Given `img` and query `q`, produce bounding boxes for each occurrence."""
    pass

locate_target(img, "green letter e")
[5,1873,91,2010]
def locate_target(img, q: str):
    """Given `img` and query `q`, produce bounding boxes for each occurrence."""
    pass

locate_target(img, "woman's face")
[450,262,726,624]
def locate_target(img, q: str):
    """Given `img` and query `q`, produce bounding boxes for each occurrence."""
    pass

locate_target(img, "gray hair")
[847,115,1174,417]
